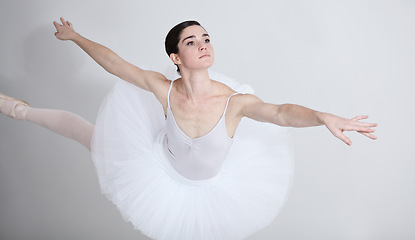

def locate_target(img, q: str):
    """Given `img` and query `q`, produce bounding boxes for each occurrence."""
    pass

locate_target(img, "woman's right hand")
[53,17,78,40]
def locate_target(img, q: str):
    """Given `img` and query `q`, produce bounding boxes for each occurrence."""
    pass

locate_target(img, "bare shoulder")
[144,70,170,90]
[143,70,172,109]
[210,80,260,100]
[230,93,263,105]
[211,80,236,95]
[224,93,263,120]
[210,80,264,108]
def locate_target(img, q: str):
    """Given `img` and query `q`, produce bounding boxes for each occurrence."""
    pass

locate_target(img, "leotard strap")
[223,92,240,116]
[167,80,174,108]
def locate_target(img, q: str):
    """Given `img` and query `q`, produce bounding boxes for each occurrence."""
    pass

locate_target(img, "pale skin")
[53,18,377,145]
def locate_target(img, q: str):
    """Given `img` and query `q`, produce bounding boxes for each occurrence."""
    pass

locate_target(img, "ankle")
[14,104,30,120]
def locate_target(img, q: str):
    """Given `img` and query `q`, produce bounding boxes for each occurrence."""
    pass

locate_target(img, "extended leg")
[1,93,94,151]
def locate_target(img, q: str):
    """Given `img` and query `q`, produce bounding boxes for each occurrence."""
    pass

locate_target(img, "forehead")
[179,25,208,41]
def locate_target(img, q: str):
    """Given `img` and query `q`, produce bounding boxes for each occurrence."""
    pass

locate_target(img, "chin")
[204,59,214,68]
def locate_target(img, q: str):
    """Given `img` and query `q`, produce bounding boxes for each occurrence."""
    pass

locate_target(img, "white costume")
[91,68,294,240]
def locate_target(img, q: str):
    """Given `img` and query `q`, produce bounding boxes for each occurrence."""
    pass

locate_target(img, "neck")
[178,69,213,100]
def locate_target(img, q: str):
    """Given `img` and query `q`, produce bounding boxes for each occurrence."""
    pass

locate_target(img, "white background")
[0,0,414,239]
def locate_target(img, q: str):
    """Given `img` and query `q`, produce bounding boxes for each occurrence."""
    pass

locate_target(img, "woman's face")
[172,25,215,72]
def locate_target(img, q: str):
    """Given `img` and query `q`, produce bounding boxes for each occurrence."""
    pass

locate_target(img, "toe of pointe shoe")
[0,93,30,118]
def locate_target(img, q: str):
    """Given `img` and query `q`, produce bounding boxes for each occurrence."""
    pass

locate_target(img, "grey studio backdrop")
[0,0,413,240]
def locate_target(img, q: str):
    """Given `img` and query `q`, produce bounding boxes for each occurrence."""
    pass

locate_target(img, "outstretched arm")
[53,17,166,92]
[239,94,377,146]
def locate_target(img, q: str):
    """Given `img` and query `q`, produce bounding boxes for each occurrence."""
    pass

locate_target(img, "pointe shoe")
[0,93,30,119]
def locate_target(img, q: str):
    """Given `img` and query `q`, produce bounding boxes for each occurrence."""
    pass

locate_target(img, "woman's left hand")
[322,114,377,146]
[53,17,78,41]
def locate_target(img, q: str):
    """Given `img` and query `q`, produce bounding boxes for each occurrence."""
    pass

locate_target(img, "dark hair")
[165,20,202,73]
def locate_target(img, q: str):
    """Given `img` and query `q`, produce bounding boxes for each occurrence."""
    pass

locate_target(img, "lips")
[199,54,210,59]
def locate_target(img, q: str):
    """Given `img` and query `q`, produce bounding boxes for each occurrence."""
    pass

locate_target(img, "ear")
[170,53,181,65]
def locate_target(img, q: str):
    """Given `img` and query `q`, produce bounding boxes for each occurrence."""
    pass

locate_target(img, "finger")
[359,122,377,127]
[351,116,377,128]
[335,131,352,146]
[66,21,72,27]
[348,122,377,132]
[359,131,378,140]
[352,126,376,133]
[60,17,67,26]
[53,21,61,31]
[352,115,368,121]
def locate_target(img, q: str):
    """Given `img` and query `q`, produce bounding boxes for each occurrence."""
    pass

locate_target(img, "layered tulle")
[91,67,294,240]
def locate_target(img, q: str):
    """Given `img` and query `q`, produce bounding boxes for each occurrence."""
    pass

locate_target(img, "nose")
[199,42,207,51]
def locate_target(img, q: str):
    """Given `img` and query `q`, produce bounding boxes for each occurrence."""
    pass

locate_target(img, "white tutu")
[91,67,294,240]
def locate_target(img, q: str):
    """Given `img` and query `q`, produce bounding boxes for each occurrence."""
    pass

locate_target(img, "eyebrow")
[181,33,210,43]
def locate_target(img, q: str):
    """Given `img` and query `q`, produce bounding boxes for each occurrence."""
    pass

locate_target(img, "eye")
[186,41,195,46]
[204,39,210,43]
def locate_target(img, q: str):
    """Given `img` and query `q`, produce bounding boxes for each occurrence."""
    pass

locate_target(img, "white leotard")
[163,80,239,180]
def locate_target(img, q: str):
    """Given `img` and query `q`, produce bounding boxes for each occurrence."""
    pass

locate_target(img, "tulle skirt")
[91,67,294,240]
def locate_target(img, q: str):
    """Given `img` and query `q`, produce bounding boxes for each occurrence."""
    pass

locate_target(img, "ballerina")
[0,17,377,240]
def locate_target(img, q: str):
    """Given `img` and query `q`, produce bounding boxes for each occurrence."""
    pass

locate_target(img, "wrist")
[70,32,82,42]
[315,111,330,125]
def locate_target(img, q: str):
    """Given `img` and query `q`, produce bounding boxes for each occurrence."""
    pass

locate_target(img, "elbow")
[272,104,290,126]
[106,57,119,74]
[102,55,122,75]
